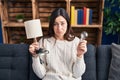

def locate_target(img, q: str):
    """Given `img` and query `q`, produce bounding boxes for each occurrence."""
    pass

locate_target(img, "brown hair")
[44,8,75,41]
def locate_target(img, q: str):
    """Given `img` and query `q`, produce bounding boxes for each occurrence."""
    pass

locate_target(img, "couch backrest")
[96,45,112,80]
[82,44,112,80]
[82,44,97,80]
[0,44,29,80]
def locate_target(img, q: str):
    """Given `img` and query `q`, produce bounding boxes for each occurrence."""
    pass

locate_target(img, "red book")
[83,7,87,25]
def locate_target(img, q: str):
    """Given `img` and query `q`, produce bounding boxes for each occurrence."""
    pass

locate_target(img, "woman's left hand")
[77,40,87,58]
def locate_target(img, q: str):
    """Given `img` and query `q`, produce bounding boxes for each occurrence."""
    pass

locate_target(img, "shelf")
[2,22,49,28]
[3,22,102,29]
[3,22,24,27]
[1,0,104,46]
[71,24,102,28]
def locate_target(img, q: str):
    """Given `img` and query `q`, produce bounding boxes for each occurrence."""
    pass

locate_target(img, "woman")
[29,8,87,80]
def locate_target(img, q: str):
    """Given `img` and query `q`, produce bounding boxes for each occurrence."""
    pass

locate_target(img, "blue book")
[89,9,93,24]
[77,9,83,24]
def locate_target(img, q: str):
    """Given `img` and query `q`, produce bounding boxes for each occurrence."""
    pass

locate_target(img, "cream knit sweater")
[32,37,86,80]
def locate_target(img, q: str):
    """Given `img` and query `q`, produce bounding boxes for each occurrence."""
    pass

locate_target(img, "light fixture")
[24,19,49,55]
[80,31,88,40]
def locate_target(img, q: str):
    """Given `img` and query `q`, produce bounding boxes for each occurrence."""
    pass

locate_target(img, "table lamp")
[24,19,49,55]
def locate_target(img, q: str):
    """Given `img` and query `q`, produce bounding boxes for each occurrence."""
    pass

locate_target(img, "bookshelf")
[1,0,104,46]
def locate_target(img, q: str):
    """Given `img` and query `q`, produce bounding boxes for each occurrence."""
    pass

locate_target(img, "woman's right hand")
[29,42,39,56]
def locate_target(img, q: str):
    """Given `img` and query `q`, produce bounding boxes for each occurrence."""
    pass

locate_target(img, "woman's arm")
[29,38,47,79]
[32,56,47,79]
[72,56,86,78]
[72,37,87,78]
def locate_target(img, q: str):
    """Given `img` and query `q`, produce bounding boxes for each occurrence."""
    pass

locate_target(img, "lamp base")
[36,48,49,55]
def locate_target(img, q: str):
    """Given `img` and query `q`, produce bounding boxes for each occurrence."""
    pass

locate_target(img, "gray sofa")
[0,44,112,80]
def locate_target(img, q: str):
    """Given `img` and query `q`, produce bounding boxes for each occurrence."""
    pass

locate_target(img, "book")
[86,8,89,25]
[74,9,78,25]
[71,6,75,25]
[83,7,87,25]
[89,9,93,24]
[77,9,83,24]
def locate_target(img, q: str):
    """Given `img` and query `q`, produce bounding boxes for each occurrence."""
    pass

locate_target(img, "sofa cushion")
[108,43,120,80]
[82,44,97,80]
[96,45,112,80]
[0,44,29,80]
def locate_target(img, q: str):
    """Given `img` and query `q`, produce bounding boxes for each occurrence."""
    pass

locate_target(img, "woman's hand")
[77,40,87,58]
[29,42,39,57]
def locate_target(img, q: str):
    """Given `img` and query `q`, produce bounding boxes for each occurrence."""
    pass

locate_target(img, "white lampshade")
[24,19,43,39]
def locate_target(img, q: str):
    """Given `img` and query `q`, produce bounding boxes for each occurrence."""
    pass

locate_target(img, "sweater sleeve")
[32,56,47,79]
[72,37,86,78]
[32,38,48,79]
[72,55,86,78]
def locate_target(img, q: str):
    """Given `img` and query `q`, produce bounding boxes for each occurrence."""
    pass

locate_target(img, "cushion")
[108,43,120,80]
[0,44,29,80]
[82,44,97,80]
[96,45,112,80]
